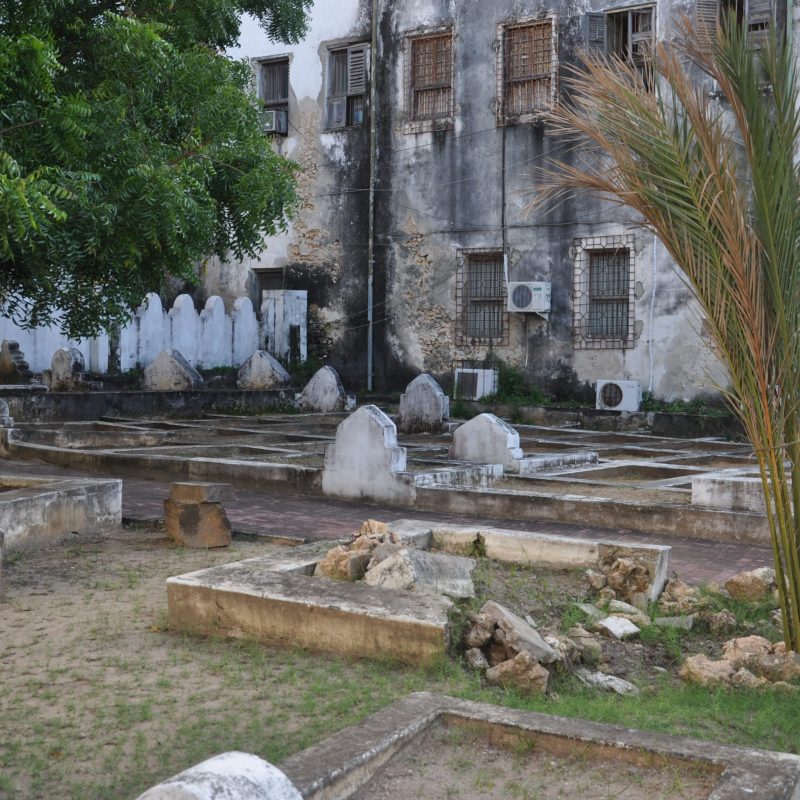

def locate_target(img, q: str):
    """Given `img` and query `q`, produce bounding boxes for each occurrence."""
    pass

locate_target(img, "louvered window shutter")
[585,13,607,57]
[696,0,719,44]
[746,0,774,47]
[347,45,368,96]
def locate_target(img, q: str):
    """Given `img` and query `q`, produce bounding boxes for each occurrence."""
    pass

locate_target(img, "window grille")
[573,235,635,349]
[456,251,508,345]
[410,33,453,120]
[503,20,555,119]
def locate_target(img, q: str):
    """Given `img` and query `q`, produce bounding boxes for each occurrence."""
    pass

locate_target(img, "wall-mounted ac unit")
[507,281,551,313]
[454,368,498,401]
[261,109,288,135]
[596,379,642,412]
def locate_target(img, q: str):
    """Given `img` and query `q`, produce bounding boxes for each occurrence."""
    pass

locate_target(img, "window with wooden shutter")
[326,44,369,128]
[501,18,557,122]
[585,13,607,58]
[746,0,774,47]
[410,32,454,120]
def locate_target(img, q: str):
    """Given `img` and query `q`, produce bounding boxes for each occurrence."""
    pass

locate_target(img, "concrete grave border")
[0,475,121,550]
[279,692,800,800]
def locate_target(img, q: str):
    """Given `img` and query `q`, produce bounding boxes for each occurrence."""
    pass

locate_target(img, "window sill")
[497,110,551,126]
[402,117,454,135]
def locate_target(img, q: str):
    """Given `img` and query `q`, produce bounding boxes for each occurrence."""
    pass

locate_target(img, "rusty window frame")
[502,19,556,120]
[410,32,454,120]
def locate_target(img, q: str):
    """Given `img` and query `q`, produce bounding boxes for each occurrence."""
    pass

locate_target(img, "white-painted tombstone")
[49,347,85,391]
[168,294,200,365]
[199,296,232,368]
[136,751,303,800]
[143,350,204,391]
[299,365,348,412]
[136,293,166,367]
[322,405,408,502]
[397,373,449,433]
[232,297,260,365]
[449,412,525,473]
[237,351,291,390]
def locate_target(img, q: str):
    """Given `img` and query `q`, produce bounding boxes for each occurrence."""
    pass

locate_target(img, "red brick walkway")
[3,456,771,584]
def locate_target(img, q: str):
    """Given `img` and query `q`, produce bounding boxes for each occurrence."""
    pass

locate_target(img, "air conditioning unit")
[507,281,551,313]
[596,379,642,412]
[454,368,498,401]
[261,109,288,135]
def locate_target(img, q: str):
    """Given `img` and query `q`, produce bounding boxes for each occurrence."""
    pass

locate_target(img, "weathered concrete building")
[208,0,784,400]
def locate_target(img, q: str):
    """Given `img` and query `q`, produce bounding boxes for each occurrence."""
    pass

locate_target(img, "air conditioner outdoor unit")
[454,368,498,401]
[596,379,642,412]
[261,109,289,135]
[507,281,551,314]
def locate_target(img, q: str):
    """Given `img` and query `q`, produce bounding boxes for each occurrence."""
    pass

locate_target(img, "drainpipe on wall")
[366,0,379,391]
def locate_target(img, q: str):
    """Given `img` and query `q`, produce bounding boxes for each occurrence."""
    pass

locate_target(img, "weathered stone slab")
[397,374,449,433]
[596,616,641,640]
[49,347,85,391]
[322,405,411,503]
[364,548,475,598]
[143,349,203,391]
[725,567,777,602]
[167,558,452,666]
[236,350,291,390]
[299,365,348,412]
[169,482,234,504]
[449,412,524,473]
[575,668,640,696]
[136,751,303,800]
[388,519,670,601]
[163,499,231,548]
[480,600,560,663]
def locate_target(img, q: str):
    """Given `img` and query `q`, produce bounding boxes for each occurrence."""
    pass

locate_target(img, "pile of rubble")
[681,635,800,691]
[313,519,476,599]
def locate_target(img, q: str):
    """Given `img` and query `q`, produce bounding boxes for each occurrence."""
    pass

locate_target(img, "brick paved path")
[2,456,771,584]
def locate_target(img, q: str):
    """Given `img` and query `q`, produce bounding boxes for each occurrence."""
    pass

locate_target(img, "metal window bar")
[411,34,453,120]
[504,21,553,117]
[572,235,635,350]
[455,253,509,345]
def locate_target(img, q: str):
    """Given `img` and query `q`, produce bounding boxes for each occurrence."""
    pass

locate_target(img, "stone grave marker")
[143,349,203,391]
[0,400,13,427]
[449,412,524,473]
[322,405,408,501]
[397,374,449,433]
[299,365,348,412]
[237,350,291,390]
[164,481,233,548]
[49,347,85,391]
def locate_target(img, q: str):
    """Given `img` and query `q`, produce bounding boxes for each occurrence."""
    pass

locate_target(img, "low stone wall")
[0,387,294,423]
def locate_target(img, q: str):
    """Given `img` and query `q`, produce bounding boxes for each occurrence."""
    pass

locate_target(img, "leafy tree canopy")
[0,0,311,336]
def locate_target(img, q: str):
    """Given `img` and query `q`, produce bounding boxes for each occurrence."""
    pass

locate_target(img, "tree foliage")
[0,0,311,336]
[543,19,800,649]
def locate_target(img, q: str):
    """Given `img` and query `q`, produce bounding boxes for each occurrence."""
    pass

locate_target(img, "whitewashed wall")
[1,291,307,375]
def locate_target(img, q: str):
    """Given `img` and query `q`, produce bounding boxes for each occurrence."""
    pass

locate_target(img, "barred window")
[573,235,635,349]
[326,45,368,129]
[410,33,453,120]
[457,252,508,344]
[503,20,556,120]
[262,59,289,109]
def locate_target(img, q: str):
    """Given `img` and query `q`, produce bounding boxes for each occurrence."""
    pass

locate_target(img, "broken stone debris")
[143,349,203,391]
[566,624,602,664]
[236,350,291,390]
[603,557,651,603]
[575,668,640,696]
[724,567,777,602]
[653,615,695,631]
[163,481,233,548]
[299,365,349,412]
[596,616,641,640]
[658,579,706,615]
[480,600,561,664]
[364,547,476,599]
[679,636,800,689]
[397,373,449,433]
[465,647,489,671]
[485,651,550,694]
